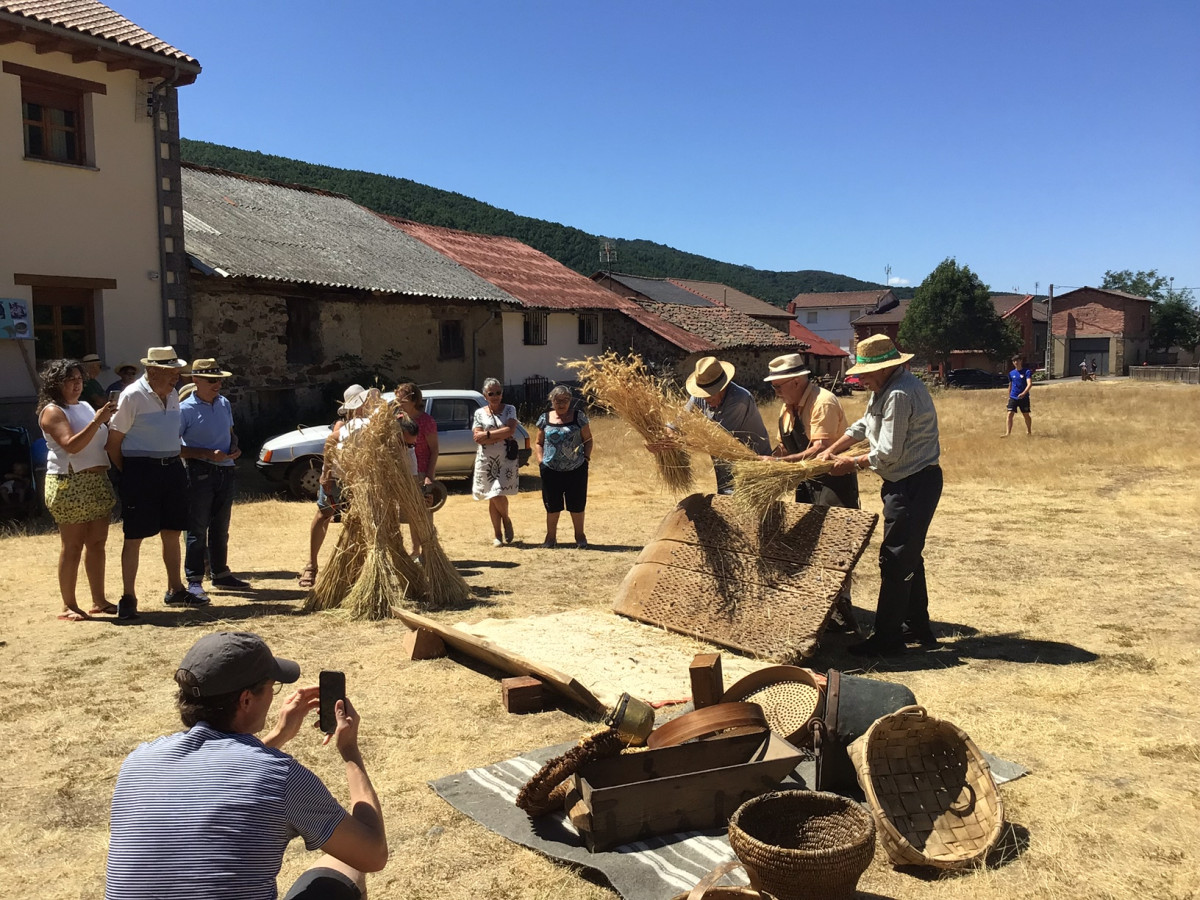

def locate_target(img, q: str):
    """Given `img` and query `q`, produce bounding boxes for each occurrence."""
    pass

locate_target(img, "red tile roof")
[668,278,793,319]
[389,218,623,311]
[790,321,848,358]
[637,300,802,352]
[0,1,199,64]
[789,289,894,310]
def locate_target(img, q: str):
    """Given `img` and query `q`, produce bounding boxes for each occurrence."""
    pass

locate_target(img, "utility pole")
[1045,284,1054,378]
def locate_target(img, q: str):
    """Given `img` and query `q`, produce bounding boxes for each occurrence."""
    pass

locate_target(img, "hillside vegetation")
[180,139,886,306]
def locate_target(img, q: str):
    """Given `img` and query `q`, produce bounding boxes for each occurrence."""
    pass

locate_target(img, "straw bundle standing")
[731,441,871,519]
[568,353,692,491]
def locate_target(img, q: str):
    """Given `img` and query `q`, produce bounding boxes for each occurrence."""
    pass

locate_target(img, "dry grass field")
[2,378,1199,899]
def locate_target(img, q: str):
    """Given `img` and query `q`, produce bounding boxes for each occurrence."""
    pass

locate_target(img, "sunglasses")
[486,391,502,397]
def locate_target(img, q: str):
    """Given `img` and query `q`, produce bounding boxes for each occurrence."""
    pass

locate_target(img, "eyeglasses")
[485,392,502,397]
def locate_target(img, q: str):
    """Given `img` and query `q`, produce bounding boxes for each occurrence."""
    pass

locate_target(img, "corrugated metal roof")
[598,273,716,307]
[668,278,793,319]
[388,219,623,310]
[636,300,803,352]
[790,289,894,309]
[790,321,848,358]
[181,166,519,303]
[0,0,198,64]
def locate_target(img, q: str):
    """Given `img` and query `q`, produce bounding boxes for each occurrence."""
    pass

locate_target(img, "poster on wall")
[0,299,33,340]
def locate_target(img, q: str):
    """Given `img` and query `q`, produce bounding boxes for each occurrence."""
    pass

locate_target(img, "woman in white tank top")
[37,359,118,621]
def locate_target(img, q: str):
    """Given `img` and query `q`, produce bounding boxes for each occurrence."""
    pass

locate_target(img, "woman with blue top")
[535,385,593,549]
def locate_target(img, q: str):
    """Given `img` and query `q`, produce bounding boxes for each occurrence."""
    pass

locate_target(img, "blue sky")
[121,0,1198,294]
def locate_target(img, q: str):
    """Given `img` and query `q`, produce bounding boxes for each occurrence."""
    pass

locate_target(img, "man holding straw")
[819,335,942,657]
[679,356,771,494]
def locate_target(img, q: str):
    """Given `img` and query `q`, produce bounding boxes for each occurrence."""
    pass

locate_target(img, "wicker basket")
[669,862,777,900]
[848,705,1004,869]
[728,790,876,900]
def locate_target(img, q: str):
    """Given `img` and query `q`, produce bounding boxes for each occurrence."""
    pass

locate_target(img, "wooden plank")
[393,609,604,712]
[689,653,723,709]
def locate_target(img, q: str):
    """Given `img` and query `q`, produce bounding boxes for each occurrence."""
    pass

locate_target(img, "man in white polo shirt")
[106,346,203,618]
[106,631,388,899]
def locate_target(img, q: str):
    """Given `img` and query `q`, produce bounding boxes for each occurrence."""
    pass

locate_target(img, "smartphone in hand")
[318,670,346,734]
[108,390,122,405]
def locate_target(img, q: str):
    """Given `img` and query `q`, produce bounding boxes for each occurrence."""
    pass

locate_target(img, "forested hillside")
[180,139,886,306]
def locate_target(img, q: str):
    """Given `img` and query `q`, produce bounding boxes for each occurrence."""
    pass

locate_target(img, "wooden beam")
[689,653,724,709]
[2,61,107,94]
[0,25,24,45]
[34,38,67,55]
[502,676,545,714]
[105,58,140,73]
[14,273,117,290]
[71,48,102,64]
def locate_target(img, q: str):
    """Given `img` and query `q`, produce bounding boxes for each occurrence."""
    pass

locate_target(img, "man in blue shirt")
[180,358,249,599]
[1004,355,1032,437]
[680,356,771,494]
[821,335,942,657]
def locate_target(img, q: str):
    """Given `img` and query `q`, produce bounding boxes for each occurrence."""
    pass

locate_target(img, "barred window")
[578,313,599,345]
[523,311,548,346]
[439,319,464,359]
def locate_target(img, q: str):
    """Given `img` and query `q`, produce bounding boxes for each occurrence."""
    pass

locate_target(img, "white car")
[257,389,532,499]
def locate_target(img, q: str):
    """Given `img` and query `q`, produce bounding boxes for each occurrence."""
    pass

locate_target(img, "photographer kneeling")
[106,632,387,899]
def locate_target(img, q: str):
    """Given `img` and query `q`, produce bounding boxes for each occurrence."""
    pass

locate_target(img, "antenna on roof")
[600,241,618,280]
[884,263,892,286]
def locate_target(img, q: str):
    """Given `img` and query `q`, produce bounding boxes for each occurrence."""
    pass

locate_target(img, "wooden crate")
[570,731,802,851]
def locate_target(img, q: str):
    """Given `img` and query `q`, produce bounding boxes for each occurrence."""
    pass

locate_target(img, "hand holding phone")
[108,390,122,405]
[318,670,346,734]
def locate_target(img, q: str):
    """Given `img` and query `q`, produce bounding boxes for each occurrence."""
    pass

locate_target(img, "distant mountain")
[179,139,887,306]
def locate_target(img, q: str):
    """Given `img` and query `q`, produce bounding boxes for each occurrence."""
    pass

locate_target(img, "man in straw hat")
[819,334,942,657]
[79,352,107,410]
[106,631,388,898]
[763,353,861,632]
[106,346,203,618]
[680,356,771,493]
[180,358,250,599]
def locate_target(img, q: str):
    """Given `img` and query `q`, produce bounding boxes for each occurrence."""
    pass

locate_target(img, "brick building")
[1049,287,1153,376]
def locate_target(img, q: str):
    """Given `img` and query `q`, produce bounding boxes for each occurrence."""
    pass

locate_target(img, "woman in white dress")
[471,378,519,546]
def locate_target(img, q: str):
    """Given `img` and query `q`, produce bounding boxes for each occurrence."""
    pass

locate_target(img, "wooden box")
[570,731,802,851]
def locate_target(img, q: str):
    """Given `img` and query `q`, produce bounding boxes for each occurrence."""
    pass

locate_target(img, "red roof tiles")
[789,321,848,358]
[789,289,895,310]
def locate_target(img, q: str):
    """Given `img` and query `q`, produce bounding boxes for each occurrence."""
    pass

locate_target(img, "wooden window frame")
[523,311,548,346]
[4,62,105,168]
[577,313,599,345]
[438,319,465,360]
[31,285,97,364]
[806,310,818,324]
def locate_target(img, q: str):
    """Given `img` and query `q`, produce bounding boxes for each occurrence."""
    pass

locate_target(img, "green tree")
[1100,268,1169,300]
[899,258,1020,367]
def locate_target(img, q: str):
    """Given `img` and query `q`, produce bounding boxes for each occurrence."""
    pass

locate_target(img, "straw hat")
[140,346,188,368]
[846,335,913,376]
[178,383,197,401]
[423,479,449,512]
[763,353,812,382]
[337,383,368,415]
[685,356,735,398]
[81,352,103,365]
[189,358,233,379]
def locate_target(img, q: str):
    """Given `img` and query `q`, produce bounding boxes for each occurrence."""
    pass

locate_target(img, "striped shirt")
[105,723,347,900]
[845,367,940,481]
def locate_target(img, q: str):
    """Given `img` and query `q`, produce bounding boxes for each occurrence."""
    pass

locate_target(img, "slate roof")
[0,1,199,65]
[790,321,848,358]
[668,278,793,320]
[181,165,518,303]
[789,289,895,309]
[636,300,802,352]
[389,219,622,311]
[595,272,716,307]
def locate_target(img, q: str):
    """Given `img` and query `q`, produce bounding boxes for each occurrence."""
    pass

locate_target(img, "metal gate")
[1069,338,1109,376]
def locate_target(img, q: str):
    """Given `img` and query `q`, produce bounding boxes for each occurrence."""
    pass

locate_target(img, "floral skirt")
[44,470,116,525]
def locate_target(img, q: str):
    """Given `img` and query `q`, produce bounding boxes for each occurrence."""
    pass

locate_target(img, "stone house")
[1049,286,1153,376]
[182,165,520,438]
[0,1,200,427]
[656,277,794,333]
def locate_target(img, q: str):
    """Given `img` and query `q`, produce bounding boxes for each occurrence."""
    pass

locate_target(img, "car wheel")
[287,456,323,500]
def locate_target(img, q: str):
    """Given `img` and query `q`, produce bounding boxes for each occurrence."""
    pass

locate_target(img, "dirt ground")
[2,378,1198,899]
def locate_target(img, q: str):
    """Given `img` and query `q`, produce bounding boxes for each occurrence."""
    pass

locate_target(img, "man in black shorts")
[1004,355,1032,437]
[106,346,203,618]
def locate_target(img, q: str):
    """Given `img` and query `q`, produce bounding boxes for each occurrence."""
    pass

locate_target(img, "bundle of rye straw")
[304,397,467,618]
[672,402,761,463]
[730,440,871,518]
[569,352,692,491]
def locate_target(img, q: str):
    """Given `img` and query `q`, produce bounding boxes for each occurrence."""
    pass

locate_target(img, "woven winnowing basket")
[848,705,1003,869]
[728,790,876,900]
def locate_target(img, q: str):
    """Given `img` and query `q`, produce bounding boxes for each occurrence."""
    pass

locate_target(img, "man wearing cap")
[820,335,942,657]
[106,631,388,898]
[80,353,107,410]
[180,358,249,599]
[681,356,771,493]
[106,362,139,395]
[106,346,202,616]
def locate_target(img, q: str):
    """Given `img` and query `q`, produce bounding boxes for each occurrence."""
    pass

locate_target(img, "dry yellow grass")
[2,379,1199,899]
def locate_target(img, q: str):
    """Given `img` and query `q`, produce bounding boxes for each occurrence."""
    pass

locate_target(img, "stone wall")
[189,276,504,442]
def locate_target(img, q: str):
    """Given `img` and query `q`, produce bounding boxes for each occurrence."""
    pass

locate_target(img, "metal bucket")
[603,692,655,746]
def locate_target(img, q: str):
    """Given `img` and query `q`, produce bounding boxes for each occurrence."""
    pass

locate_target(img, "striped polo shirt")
[105,723,347,900]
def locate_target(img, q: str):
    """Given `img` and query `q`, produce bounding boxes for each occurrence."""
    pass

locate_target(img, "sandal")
[57,609,89,622]
[88,602,120,615]
[298,564,318,589]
